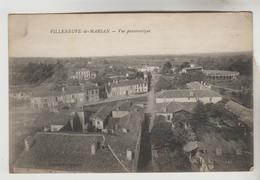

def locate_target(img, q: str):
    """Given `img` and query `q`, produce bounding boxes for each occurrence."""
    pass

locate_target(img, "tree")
[180,62,190,70]
[72,113,83,132]
[192,102,208,126]
[162,61,173,74]
[151,122,173,147]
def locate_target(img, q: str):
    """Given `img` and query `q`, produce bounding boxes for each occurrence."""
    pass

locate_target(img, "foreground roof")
[107,111,144,172]
[13,132,125,173]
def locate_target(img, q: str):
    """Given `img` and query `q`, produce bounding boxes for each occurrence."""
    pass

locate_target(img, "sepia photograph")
[8,12,253,173]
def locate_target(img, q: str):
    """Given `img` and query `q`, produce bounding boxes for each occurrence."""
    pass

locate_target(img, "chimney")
[24,136,34,151]
[91,143,96,155]
[126,149,133,161]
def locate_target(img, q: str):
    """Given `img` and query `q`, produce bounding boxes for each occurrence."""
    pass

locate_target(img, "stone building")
[107,79,148,98]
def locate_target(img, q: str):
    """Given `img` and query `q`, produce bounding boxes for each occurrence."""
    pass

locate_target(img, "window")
[210,97,212,102]
[167,115,171,121]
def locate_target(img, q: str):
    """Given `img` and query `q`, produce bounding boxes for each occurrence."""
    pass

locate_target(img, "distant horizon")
[9,50,253,59]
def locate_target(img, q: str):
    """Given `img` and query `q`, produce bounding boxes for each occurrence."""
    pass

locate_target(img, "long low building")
[203,70,239,80]
[156,89,222,104]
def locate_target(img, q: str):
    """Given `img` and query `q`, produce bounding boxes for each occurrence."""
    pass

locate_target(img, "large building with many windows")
[30,83,99,110]
[107,79,148,98]
[70,68,97,80]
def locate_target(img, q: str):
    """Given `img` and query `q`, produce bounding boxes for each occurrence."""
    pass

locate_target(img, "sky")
[9,12,253,57]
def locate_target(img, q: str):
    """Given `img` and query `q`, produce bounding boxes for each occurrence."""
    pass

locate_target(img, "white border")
[0,0,259,180]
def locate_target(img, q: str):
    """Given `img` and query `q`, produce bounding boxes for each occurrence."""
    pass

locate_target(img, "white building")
[70,68,96,80]
[156,89,222,104]
[137,65,160,73]
[107,79,148,98]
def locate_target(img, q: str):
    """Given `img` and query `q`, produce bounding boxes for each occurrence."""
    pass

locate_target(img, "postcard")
[9,12,253,173]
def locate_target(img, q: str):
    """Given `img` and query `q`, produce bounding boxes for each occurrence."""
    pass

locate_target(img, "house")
[112,101,132,118]
[30,83,99,110]
[81,82,100,103]
[70,68,97,80]
[90,105,112,130]
[90,101,131,130]
[107,79,148,98]
[156,89,222,104]
[156,102,196,122]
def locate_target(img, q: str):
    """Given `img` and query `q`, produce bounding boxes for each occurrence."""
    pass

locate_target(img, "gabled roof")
[92,104,113,121]
[92,101,126,121]
[13,132,125,172]
[107,111,144,171]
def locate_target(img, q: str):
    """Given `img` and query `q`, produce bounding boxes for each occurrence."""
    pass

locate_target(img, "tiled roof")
[156,102,196,113]
[157,89,221,99]
[107,111,144,171]
[13,132,125,172]
[92,101,125,121]
[224,100,253,128]
[111,79,147,88]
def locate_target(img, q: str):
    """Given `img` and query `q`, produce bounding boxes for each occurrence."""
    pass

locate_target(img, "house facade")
[30,84,99,110]
[107,79,148,98]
